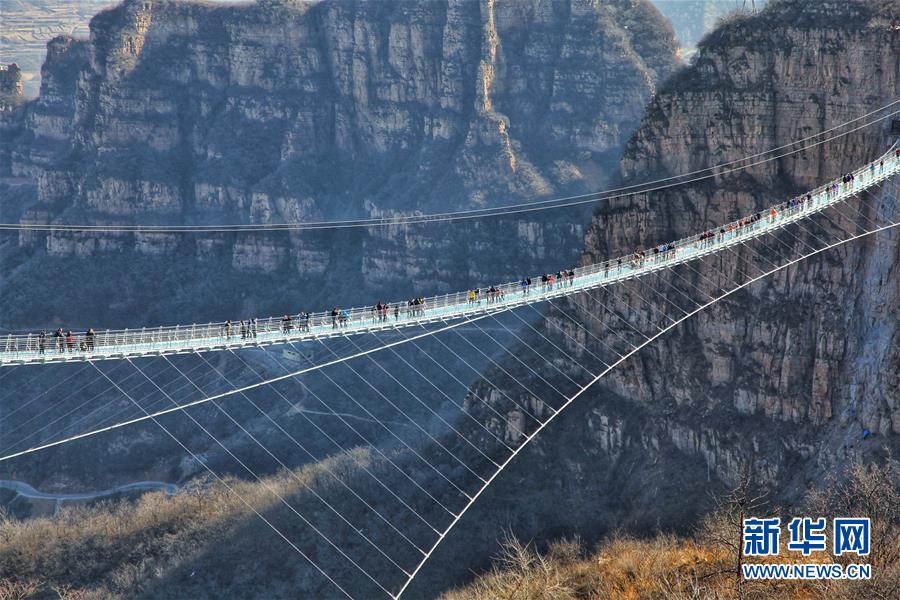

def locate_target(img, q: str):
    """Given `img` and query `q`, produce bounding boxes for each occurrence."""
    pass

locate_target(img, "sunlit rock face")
[413,0,898,593]
[0,0,678,327]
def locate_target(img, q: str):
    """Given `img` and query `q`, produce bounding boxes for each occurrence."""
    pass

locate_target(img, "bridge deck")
[1,150,896,367]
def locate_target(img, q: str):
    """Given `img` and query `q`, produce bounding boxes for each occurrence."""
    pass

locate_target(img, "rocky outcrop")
[0,64,27,178]
[0,0,678,328]
[0,64,24,103]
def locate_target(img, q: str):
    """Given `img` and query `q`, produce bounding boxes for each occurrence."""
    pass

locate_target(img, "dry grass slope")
[0,456,895,599]
[442,460,899,600]
[0,448,375,599]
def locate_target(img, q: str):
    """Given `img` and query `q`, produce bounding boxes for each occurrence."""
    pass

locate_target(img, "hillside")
[1,453,895,598]
[439,460,898,600]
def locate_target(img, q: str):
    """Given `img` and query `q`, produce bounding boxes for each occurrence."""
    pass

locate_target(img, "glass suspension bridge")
[2,147,897,368]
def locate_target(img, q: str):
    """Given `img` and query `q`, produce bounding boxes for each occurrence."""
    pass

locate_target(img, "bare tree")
[697,469,771,599]
[805,455,899,598]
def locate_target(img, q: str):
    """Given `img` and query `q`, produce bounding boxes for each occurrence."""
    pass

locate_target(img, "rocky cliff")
[408,0,900,593]
[0,65,24,103]
[0,65,26,179]
[590,0,899,442]
[0,0,677,328]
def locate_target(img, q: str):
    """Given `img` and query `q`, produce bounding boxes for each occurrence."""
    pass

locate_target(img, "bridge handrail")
[1,144,897,364]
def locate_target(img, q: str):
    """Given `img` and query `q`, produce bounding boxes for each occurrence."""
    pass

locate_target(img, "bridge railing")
[1,145,897,364]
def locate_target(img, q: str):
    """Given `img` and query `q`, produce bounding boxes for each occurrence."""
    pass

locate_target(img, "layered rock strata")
[1,0,678,326]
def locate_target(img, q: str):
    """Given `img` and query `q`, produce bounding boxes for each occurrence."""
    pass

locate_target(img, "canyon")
[0,1,897,598]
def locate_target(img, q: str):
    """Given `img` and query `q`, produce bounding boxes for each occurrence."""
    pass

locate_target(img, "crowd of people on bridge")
[464,270,578,306]
[278,313,312,334]
[601,154,893,273]
[34,328,96,354]
[546,270,577,291]
[370,301,404,322]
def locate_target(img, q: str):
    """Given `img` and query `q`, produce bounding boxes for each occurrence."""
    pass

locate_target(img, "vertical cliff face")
[0,64,26,178]
[417,1,898,590]
[586,0,899,442]
[0,0,677,327]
